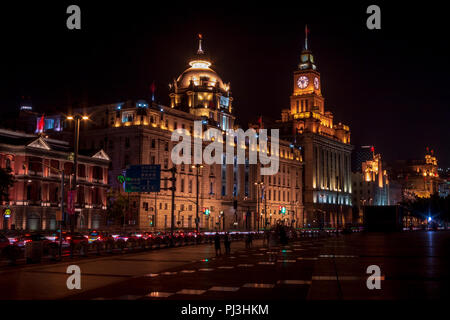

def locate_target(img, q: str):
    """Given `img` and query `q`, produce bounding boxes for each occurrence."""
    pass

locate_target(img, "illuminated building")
[389,148,440,199]
[275,27,353,227]
[0,129,109,231]
[169,34,234,131]
[351,146,390,224]
[42,35,303,231]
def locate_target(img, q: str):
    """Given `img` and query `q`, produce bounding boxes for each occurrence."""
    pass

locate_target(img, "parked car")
[0,233,10,254]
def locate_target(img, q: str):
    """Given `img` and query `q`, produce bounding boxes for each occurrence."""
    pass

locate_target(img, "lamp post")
[254,181,264,232]
[66,115,88,233]
[192,164,203,233]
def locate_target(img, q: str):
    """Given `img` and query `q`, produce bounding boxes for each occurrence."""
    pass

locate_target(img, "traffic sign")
[4,208,11,218]
[125,165,161,192]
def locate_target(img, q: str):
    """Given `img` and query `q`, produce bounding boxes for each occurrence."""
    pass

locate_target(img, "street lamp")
[254,181,264,231]
[192,164,203,233]
[66,114,89,232]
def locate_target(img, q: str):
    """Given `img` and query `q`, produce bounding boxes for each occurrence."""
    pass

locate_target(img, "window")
[151,139,156,148]
[164,203,168,210]
[143,202,148,211]
[125,137,130,148]
[5,158,11,169]
[188,180,193,193]
[296,100,299,113]
[180,179,185,192]
[165,142,169,151]
[164,158,168,169]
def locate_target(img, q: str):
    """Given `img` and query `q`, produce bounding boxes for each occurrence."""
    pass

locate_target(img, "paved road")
[1,231,449,300]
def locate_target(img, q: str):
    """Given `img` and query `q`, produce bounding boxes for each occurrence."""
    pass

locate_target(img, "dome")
[176,63,226,91]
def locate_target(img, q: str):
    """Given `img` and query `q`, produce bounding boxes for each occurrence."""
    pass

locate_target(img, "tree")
[106,190,129,226]
[0,167,14,203]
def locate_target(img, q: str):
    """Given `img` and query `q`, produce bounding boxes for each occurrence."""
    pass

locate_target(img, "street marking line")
[144,273,159,277]
[217,266,235,269]
[253,253,264,256]
[177,289,206,295]
[258,261,275,265]
[198,268,214,271]
[319,254,358,258]
[237,264,254,267]
[181,270,196,273]
[147,291,174,298]
[312,276,360,280]
[209,286,240,292]
[297,257,318,260]
[277,260,296,263]
[162,272,177,275]
[115,295,143,300]
[277,280,312,285]
[243,283,275,289]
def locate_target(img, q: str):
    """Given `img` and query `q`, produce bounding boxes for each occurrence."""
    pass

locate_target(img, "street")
[1,231,449,300]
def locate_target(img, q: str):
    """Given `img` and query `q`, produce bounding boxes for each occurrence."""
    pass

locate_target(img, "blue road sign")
[125,165,161,192]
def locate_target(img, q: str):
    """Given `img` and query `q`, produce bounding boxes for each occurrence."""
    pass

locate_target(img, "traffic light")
[279,206,286,214]
[149,215,155,226]
[203,207,210,215]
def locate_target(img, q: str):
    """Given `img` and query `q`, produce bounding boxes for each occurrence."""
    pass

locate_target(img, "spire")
[304,25,309,50]
[197,33,204,54]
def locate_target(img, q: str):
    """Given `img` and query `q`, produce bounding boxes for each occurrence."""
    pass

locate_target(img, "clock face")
[297,76,309,89]
[314,77,319,90]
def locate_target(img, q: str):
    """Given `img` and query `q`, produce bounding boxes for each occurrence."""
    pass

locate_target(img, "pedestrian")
[214,232,222,256]
[224,232,231,254]
[265,230,270,247]
[248,232,253,248]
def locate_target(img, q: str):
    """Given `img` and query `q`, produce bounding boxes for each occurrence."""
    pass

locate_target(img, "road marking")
[253,253,264,256]
[293,249,305,251]
[277,260,296,263]
[319,254,358,258]
[177,289,206,295]
[312,276,360,280]
[258,261,275,265]
[115,295,142,300]
[161,272,177,275]
[147,291,174,298]
[209,286,240,292]
[277,280,312,285]
[237,264,254,267]
[243,283,275,289]
[297,257,318,260]
[144,273,159,277]
[217,266,235,269]
[181,270,196,273]
[198,268,214,271]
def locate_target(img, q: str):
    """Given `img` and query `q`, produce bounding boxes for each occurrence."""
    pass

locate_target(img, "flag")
[150,82,156,101]
[37,114,45,132]
[258,115,263,129]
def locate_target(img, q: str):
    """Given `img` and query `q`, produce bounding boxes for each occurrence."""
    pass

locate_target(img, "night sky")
[1,1,449,167]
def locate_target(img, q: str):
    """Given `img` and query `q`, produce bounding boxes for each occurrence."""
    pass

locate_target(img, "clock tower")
[291,25,324,115]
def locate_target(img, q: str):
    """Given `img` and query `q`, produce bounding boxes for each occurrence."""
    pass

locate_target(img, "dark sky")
[1,1,449,167]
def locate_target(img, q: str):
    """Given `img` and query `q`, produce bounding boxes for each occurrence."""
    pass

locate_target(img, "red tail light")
[66,236,71,240]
